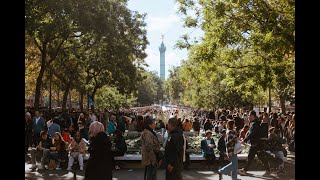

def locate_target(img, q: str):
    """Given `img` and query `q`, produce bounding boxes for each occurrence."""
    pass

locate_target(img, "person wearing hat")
[201,129,217,170]
[218,129,228,168]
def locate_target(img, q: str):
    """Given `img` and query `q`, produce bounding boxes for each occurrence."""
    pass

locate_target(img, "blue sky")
[128,0,203,79]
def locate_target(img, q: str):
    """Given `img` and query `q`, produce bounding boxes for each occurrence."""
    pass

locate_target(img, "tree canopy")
[169,0,295,111]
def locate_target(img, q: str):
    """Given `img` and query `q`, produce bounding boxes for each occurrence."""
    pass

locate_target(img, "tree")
[136,71,163,106]
[26,0,148,110]
[95,85,136,110]
[174,0,295,111]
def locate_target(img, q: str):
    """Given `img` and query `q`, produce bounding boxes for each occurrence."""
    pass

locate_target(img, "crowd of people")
[25,107,295,180]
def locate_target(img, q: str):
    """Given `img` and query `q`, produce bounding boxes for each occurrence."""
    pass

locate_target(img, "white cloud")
[147,14,180,33]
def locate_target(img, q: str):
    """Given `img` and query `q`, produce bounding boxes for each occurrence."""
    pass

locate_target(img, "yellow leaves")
[263,31,273,43]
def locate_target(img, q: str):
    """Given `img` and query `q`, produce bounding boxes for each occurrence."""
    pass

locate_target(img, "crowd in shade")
[25,106,295,180]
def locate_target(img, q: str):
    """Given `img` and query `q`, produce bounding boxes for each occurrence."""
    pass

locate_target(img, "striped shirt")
[226,129,237,157]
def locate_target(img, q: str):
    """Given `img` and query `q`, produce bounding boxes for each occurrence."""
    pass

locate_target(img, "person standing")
[164,118,184,180]
[218,120,240,180]
[239,110,271,176]
[85,132,113,180]
[192,118,201,135]
[32,110,46,147]
[25,112,33,155]
[217,129,228,168]
[141,117,162,180]
[48,117,61,139]
[88,120,105,140]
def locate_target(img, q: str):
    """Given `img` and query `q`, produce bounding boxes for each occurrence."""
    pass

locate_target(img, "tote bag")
[234,140,244,154]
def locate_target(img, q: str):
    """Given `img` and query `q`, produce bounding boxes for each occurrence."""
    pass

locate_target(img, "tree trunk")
[57,90,60,107]
[62,83,71,112]
[268,87,272,113]
[69,91,72,109]
[49,71,52,111]
[280,96,286,114]
[34,66,46,110]
[79,90,84,112]
[34,43,47,111]
[89,86,98,113]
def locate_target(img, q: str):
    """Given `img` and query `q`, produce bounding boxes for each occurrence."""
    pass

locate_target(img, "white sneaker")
[80,166,83,171]
[29,164,37,169]
[66,167,72,171]
[238,169,246,176]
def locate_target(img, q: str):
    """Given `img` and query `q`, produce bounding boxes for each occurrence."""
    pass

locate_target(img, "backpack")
[48,159,57,170]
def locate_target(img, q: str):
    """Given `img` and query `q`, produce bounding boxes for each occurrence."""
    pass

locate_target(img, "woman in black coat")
[85,132,113,180]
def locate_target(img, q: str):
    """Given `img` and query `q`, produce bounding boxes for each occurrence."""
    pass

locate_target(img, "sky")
[127,0,203,79]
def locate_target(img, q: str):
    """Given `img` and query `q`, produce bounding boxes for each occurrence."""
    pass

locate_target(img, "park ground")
[25,151,295,180]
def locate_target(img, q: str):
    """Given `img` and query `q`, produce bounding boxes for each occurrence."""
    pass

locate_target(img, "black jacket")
[165,127,184,170]
[260,122,269,139]
[243,119,261,144]
[218,136,226,155]
[85,132,112,180]
[204,122,213,131]
[192,121,200,131]
[114,136,127,154]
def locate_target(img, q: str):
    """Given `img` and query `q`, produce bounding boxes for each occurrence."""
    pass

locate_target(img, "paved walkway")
[25,152,295,180]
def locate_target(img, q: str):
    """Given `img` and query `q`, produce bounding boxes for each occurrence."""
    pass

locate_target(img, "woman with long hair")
[48,132,67,169]
[218,120,240,180]
[67,131,87,171]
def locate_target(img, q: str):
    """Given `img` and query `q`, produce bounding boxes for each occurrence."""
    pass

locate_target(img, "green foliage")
[25,0,149,109]
[95,85,136,109]
[172,0,295,109]
[136,71,163,106]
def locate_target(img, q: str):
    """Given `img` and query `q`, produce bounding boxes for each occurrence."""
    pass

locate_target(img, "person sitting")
[201,130,217,170]
[268,127,286,175]
[67,131,87,171]
[30,131,54,170]
[61,129,71,144]
[47,132,67,170]
[112,129,127,170]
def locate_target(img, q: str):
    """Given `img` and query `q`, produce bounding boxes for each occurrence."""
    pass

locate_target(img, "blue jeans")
[145,164,157,180]
[218,154,238,179]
